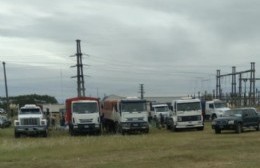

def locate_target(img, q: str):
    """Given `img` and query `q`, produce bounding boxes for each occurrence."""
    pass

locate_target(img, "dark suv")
[211,107,260,134]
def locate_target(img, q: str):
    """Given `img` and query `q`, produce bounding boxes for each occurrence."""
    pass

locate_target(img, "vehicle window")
[177,102,201,111]
[225,109,244,117]
[72,102,98,114]
[242,111,250,117]
[209,104,214,109]
[155,106,169,112]
[247,109,256,116]
[121,102,146,112]
[20,108,41,114]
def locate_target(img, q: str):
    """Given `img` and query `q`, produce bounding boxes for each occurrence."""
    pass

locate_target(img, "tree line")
[0,94,58,109]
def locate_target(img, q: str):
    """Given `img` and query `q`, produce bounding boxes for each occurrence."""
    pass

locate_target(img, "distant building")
[145,96,182,104]
[42,104,65,114]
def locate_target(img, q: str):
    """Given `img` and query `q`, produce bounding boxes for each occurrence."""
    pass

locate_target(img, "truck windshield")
[20,108,41,114]
[177,102,201,111]
[72,102,98,114]
[224,110,242,117]
[214,102,227,108]
[155,106,169,112]
[121,102,146,112]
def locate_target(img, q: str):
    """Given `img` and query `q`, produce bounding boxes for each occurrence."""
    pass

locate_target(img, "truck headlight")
[122,123,129,127]
[177,116,182,122]
[41,120,46,125]
[142,122,148,127]
[15,121,20,126]
[74,125,78,128]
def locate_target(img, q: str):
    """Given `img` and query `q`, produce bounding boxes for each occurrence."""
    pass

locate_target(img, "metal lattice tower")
[139,84,145,99]
[71,39,86,97]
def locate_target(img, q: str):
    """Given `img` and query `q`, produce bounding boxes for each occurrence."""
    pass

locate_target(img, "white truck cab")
[151,104,170,121]
[166,98,204,131]
[205,99,230,120]
[14,104,48,138]
[66,97,101,136]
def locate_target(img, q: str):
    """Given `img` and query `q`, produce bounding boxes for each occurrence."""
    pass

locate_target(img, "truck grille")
[79,119,93,123]
[216,120,227,125]
[21,118,40,126]
[181,115,201,122]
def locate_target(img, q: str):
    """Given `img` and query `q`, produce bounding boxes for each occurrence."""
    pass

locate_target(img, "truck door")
[242,110,251,127]
[248,109,258,126]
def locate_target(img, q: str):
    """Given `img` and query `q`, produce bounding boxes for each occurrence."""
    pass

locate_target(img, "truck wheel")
[171,125,176,132]
[235,123,242,134]
[42,131,48,137]
[197,126,204,131]
[212,114,217,120]
[70,128,75,136]
[144,129,149,134]
[96,129,102,136]
[166,124,171,130]
[215,128,221,134]
[14,132,21,138]
[256,122,260,131]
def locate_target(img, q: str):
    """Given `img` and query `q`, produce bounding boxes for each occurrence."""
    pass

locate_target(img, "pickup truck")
[211,107,260,134]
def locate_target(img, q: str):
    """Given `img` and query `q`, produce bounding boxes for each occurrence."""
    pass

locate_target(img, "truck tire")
[171,125,176,132]
[256,122,260,131]
[96,129,102,136]
[215,128,221,134]
[14,131,21,138]
[42,130,48,137]
[166,124,171,130]
[197,126,204,131]
[211,114,217,120]
[166,119,173,130]
[70,128,75,136]
[235,123,242,134]
[144,129,149,134]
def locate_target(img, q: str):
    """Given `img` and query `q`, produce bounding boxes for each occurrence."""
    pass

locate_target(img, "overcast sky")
[0,0,260,103]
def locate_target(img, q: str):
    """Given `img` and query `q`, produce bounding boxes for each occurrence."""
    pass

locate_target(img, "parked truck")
[166,97,204,131]
[14,104,48,138]
[212,107,260,134]
[65,97,101,135]
[151,103,171,126]
[101,97,149,134]
[151,104,171,119]
[204,99,230,120]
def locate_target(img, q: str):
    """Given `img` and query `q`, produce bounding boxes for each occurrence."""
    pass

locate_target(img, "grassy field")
[0,123,260,168]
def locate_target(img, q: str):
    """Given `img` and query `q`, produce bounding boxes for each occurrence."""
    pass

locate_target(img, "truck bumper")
[176,121,204,129]
[121,122,149,133]
[212,124,235,130]
[71,123,101,134]
[15,125,47,135]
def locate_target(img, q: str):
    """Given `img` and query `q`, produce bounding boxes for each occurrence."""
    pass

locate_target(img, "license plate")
[84,125,89,128]
[133,124,139,127]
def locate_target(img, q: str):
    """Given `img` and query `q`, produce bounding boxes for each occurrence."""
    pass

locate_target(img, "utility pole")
[71,39,86,97]
[139,84,145,99]
[2,62,9,114]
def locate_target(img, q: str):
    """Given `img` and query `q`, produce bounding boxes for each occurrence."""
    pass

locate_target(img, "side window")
[243,111,249,117]
[209,104,214,109]
[248,109,256,116]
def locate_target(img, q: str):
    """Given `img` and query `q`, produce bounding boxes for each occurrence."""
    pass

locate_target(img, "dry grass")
[0,123,260,168]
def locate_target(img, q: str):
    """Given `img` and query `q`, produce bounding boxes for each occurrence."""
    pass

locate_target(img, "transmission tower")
[139,84,145,99]
[71,39,86,97]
